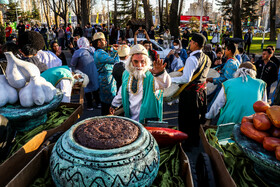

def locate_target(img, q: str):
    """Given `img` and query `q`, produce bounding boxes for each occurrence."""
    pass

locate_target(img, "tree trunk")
[81,0,90,27]
[142,0,153,30]
[270,0,276,41]
[232,0,242,38]
[64,1,68,28]
[42,0,50,28]
[54,13,59,28]
[114,0,117,26]
[73,0,82,25]
[132,0,136,19]
[169,0,179,38]
[165,0,169,26]
[178,0,184,25]
[135,0,139,18]
[158,0,164,32]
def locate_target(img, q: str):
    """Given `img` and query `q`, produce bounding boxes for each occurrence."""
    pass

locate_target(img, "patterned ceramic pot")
[50,116,160,187]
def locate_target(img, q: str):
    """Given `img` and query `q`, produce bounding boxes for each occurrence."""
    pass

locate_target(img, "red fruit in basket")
[253,113,271,131]
[275,146,280,161]
[241,115,253,123]
[145,127,188,147]
[263,137,280,151]
[253,101,270,113]
[269,126,280,138]
[240,121,269,143]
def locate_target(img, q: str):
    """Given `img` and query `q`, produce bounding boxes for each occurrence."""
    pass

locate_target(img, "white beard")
[131,66,149,80]
[126,56,152,80]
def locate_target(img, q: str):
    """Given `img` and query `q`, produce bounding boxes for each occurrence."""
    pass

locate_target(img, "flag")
[96,13,99,24]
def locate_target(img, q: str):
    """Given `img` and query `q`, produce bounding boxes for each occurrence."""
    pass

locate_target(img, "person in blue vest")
[206,62,267,125]
[110,44,171,124]
[41,66,74,103]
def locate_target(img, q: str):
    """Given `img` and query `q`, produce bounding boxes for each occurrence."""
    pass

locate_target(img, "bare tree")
[169,0,180,38]
[72,0,82,25]
[178,0,184,25]
[81,0,91,27]
[270,0,276,41]
[45,0,73,27]
[232,0,242,38]
[142,0,153,29]
[42,0,51,28]
[158,0,164,32]
[132,0,139,19]
[114,0,117,26]
[165,0,169,26]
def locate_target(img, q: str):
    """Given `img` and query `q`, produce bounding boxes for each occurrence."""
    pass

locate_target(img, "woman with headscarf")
[70,37,100,110]
[205,62,267,125]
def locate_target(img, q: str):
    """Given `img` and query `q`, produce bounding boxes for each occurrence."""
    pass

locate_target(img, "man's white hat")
[117,45,130,57]
[129,44,148,56]
[93,32,105,41]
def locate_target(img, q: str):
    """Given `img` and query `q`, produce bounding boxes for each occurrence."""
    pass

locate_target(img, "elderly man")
[172,33,211,148]
[110,44,171,124]
[206,62,267,125]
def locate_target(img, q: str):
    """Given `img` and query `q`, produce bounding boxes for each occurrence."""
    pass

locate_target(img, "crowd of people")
[0,20,280,150]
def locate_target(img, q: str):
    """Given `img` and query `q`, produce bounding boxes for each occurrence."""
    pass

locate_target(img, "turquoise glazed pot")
[50,116,160,187]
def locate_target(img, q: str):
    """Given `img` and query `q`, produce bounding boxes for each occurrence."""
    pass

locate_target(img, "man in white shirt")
[110,44,171,124]
[172,33,211,148]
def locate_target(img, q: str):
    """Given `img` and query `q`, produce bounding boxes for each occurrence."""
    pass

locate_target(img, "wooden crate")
[199,125,236,187]
[0,103,82,187]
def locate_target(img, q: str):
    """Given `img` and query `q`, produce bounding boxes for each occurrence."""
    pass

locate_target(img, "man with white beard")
[110,44,171,124]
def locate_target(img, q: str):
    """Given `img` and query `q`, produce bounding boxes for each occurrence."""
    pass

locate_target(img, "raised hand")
[150,58,167,75]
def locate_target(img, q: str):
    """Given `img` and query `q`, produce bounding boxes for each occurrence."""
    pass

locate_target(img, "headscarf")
[233,62,257,82]
[77,37,90,49]
[77,37,95,53]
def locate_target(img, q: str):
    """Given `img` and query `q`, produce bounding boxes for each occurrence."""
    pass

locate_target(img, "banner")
[180,15,209,22]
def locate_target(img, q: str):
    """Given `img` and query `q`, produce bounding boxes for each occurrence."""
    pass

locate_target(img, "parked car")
[127,38,171,59]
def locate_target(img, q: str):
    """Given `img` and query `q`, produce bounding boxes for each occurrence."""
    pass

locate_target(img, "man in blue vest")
[206,62,267,125]
[110,44,171,124]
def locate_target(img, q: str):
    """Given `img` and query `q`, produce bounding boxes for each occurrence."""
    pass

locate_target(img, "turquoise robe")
[121,70,163,124]
[94,49,119,104]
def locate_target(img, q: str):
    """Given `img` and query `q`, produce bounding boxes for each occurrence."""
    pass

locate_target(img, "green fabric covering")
[151,144,185,187]
[7,105,75,159]
[121,70,163,124]
[205,128,269,187]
